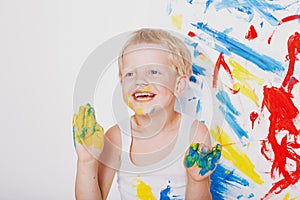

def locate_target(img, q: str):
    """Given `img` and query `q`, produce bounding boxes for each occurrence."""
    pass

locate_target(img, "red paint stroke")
[228,86,240,94]
[268,14,300,44]
[245,25,258,40]
[213,53,233,88]
[188,31,196,37]
[249,111,258,129]
[282,32,300,88]
[260,32,300,199]
[287,77,299,94]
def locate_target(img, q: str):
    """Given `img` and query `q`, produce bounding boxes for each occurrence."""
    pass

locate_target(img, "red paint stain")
[268,14,300,44]
[260,32,300,199]
[245,25,258,40]
[249,111,258,129]
[213,53,233,88]
[188,31,196,37]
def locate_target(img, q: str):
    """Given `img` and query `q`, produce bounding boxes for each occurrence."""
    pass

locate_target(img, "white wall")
[0,0,173,199]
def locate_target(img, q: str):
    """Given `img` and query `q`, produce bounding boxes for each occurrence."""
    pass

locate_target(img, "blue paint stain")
[160,185,171,200]
[189,75,197,83]
[196,99,201,113]
[159,182,183,200]
[219,106,249,139]
[192,63,206,76]
[260,21,264,28]
[216,90,239,116]
[191,22,284,73]
[211,164,252,200]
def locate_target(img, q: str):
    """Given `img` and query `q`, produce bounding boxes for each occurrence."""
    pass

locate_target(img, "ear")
[174,75,188,97]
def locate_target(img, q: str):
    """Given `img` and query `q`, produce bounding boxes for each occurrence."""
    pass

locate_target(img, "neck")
[131,107,181,138]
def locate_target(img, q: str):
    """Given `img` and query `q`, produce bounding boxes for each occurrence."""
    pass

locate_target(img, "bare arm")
[185,120,219,200]
[73,104,121,200]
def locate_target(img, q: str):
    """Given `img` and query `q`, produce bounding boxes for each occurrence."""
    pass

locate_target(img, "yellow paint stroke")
[233,82,260,107]
[171,14,183,30]
[229,58,264,107]
[125,93,133,109]
[210,126,264,185]
[134,179,156,200]
[73,104,104,150]
[229,58,264,85]
[283,193,290,200]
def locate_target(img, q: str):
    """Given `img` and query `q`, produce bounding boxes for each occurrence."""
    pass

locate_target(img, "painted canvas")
[166,0,300,199]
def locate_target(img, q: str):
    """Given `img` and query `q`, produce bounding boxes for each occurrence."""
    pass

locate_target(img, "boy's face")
[120,44,181,115]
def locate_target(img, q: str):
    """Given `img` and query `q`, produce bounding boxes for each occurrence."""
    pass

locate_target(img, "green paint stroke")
[184,143,222,175]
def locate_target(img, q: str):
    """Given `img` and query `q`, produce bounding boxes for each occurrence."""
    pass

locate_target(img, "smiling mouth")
[133,92,156,102]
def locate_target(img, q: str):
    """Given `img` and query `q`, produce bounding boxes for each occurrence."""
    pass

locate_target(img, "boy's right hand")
[73,104,104,163]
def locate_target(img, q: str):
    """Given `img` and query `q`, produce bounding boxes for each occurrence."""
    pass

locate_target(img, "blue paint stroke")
[216,90,239,116]
[196,99,201,113]
[219,106,249,140]
[204,0,214,13]
[192,63,206,76]
[211,164,253,200]
[191,22,284,73]
[189,75,197,83]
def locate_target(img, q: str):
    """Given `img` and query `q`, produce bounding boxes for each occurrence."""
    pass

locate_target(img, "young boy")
[73,28,219,200]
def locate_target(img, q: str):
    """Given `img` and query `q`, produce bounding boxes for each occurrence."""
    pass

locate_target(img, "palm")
[184,143,221,181]
[73,104,104,162]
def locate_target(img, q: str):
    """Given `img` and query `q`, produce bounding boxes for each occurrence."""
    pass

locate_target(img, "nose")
[135,71,148,86]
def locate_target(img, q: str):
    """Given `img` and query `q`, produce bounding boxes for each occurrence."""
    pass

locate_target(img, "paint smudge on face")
[249,111,258,129]
[260,33,300,199]
[211,163,254,200]
[134,179,156,200]
[72,104,104,150]
[171,14,183,30]
[245,25,258,40]
[211,126,264,184]
[184,143,222,176]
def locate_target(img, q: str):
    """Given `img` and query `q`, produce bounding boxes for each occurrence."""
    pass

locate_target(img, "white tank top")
[117,113,194,200]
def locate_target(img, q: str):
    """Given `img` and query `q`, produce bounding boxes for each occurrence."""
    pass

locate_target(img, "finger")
[83,104,91,128]
[86,107,96,128]
[77,105,86,129]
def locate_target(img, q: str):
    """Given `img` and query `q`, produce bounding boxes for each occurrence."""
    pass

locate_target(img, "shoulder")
[105,124,122,148]
[189,119,211,146]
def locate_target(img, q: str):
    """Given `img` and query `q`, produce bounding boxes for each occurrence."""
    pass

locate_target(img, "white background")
[0,0,173,199]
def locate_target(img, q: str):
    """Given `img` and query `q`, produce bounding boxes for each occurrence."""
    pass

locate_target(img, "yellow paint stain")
[171,14,183,30]
[229,58,264,85]
[210,126,264,185]
[283,193,290,200]
[233,82,259,107]
[136,108,144,115]
[134,179,156,200]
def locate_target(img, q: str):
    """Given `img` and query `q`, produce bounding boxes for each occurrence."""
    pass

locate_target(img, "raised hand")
[184,143,221,178]
[73,104,104,162]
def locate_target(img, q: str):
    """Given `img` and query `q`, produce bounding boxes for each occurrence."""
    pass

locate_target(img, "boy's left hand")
[184,143,221,181]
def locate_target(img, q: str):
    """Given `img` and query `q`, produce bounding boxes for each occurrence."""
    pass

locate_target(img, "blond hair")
[118,28,192,77]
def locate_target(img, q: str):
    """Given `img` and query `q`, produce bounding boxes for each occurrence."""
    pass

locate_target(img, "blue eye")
[125,72,134,77]
[150,70,159,75]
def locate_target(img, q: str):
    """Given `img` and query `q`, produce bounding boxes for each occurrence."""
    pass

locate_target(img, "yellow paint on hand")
[73,104,104,150]
[171,14,183,30]
[134,179,156,200]
[233,82,259,107]
[210,126,264,185]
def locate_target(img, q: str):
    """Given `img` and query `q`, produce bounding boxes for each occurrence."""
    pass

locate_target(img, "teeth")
[134,92,154,97]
